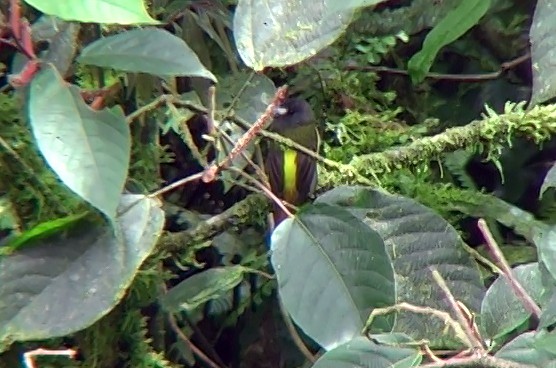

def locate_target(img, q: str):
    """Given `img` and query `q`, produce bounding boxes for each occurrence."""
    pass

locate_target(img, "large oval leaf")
[78,28,216,82]
[0,194,164,351]
[496,331,556,367]
[316,186,485,348]
[481,263,546,340]
[312,336,421,368]
[23,0,158,25]
[530,0,556,106]
[270,203,395,351]
[233,0,355,71]
[534,225,556,285]
[29,67,130,219]
[540,291,556,330]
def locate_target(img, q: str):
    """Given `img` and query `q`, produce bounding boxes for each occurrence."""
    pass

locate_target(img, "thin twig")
[243,267,274,280]
[223,71,256,118]
[159,281,227,368]
[228,166,293,221]
[216,126,269,187]
[181,313,228,368]
[207,85,217,134]
[278,298,316,363]
[461,242,502,275]
[345,53,530,83]
[230,115,377,186]
[419,354,535,368]
[214,20,239,74]
[477,219,542,320]
[22,348,77,368]
[222,176,265,196]
[149,172,204,198]
[202,86,288,182]
[430,268,484,351]
[363,302,469,347]
[166,101,208,166]
[422,344,443,363]
[157,194,269,254]
[125,94,170,124]
[128,94,376,186]
[167,313,226,368]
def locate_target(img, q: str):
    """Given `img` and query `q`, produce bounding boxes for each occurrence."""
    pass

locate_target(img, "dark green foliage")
[1,0,554,367]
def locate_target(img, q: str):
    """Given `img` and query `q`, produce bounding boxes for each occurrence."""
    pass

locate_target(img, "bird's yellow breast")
[283,149,298,202]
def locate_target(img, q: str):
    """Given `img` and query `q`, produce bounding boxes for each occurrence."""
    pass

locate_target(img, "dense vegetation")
[1,0,555,367]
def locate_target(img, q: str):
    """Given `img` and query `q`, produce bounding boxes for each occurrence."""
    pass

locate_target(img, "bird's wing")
[265,144,285,198]
[294,151,317,204]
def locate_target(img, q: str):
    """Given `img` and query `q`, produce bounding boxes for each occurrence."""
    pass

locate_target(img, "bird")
[264,97,320,226]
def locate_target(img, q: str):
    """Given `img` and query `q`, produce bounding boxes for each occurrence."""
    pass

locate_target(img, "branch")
[202,86,288,182]
[419,355,536,368]
[430,268,484,351]
[163,98,556,189]
[477,219,542,320]
[351,102,556,176]
[363,302,469,347]
[157,194,269,254]
[345,53,530,83]
[278,298,316,363]
[23,348,76,368]
[123,96,556,229]
[167,313,226,368]
[126,94,376,186]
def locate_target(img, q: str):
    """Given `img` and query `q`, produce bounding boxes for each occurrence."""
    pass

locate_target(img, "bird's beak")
[272,106,288,117]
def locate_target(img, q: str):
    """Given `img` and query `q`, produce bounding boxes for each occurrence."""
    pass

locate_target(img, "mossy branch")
[154,101,556,253]
[157,194,269,253]
[131,98,556,190]
[351,102,556,177]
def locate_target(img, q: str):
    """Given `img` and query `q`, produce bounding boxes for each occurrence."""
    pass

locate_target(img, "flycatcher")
[265,97,319,225]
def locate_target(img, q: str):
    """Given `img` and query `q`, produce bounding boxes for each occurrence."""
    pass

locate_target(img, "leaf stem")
[477,219,542,321]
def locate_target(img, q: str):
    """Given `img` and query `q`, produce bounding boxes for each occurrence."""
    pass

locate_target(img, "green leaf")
[0,212,88,256]
[312,336,421,368]
[215,72,276,192]
[160,266,246,312]
[496,331,556,366]
[328,0,389,13]
[371,333,415,345]
[481,263,546,340]
[32,16,81,77]
[530,0,556,106]
[78,28,216,82]
[316,186,485,348]
[535,330,556,355]
[28,67,130,220]
[270,203,395,351]
[540,290,556,329]
[0,194,164,351]
[540,165,556,198]
[23,0,159,25]
[407,0,492,83]
[233,0,355,71]
[533,225,556,284]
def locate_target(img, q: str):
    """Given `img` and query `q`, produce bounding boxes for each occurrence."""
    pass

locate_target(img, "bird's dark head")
[271,97,315,133]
